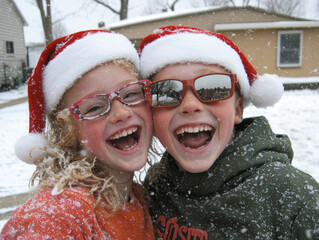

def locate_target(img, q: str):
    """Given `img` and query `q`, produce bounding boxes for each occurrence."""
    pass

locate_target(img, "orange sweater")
[1,183,154,240]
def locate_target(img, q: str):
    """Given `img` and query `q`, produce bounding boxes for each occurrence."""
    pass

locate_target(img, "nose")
[178,88,203,115]
[108,99,133,124]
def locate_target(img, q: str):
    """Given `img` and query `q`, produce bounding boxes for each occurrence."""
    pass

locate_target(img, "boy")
[139,26,319,239]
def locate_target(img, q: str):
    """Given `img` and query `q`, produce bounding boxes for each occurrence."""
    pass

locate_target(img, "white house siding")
[0,0,27,87]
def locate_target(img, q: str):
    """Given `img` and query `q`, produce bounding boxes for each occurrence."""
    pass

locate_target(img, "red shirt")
[1,183,154,240]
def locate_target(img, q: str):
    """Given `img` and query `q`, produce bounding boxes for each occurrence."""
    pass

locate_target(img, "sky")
[14,0,319,45]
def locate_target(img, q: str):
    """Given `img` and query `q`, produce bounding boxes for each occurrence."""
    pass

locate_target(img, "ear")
[234,96,244,124]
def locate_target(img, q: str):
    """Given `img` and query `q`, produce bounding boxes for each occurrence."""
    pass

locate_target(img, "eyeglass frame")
[69,80,150,121]
[143,73,238,108]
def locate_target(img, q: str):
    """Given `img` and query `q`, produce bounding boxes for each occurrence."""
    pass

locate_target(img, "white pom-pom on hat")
[15,30,139,164]
[138,25,284,108]
[249,74,284,108]
[15,133,48,164]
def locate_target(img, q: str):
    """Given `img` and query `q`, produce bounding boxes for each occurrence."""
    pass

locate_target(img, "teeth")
[109,127,138,140]
[205,125,211,131]
[122,141,138,151]
[176,125,212,135]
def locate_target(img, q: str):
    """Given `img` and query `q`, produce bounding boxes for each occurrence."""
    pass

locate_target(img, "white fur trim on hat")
[140,32,284,108]
[139,32,251,99]
[249,74,284,108]
[15,133,48,164]
[43,32,139,113]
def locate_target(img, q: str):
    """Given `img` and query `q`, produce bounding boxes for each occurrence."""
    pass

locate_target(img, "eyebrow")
[195,65,230,74]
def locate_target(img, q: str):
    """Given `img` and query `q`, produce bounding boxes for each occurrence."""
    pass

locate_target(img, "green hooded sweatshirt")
[144,116,319,240]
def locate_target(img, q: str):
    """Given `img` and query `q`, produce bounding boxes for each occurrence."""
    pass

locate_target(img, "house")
[109,6,319,89]
[0,0,28,90]
[27,43,45,69]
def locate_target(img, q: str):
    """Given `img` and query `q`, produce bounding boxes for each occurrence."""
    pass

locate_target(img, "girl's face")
[61,62,153,175]
[152,63,243,173]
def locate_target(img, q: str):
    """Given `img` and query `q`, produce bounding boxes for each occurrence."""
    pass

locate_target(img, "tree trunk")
[119,0,129,20]
[36,0,53,45]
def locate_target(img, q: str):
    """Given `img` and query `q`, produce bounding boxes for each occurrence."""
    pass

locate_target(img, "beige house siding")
[110,7,319,79]
[301,28,319,76]
[0,0,27,87]
[218,28,319,77]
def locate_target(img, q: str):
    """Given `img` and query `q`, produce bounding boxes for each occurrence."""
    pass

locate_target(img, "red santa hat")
[15,29,139,164]
[138,25,283,108]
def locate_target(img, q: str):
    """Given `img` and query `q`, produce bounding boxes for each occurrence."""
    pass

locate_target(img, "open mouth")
[175,125,214,149]
[108,126,140,151]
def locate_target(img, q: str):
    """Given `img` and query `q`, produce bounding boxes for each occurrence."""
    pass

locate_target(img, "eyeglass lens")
[149,74,233,107]
[77,82,145,119]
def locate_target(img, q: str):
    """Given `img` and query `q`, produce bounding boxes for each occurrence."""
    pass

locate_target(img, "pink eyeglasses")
[69,80,150,120]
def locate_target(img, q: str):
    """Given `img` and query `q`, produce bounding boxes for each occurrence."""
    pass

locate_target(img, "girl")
[1,30,154,239]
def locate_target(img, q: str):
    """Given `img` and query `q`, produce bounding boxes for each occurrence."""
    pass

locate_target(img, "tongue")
[111,135,136,150]
[178,132,211,149]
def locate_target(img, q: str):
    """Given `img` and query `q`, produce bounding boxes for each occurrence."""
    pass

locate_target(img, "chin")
[177,160,215,173]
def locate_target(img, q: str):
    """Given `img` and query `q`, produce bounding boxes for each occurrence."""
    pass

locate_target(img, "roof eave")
[214,21,319,31]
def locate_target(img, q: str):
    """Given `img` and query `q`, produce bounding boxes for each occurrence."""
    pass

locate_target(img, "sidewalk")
[0,97,27,109]
[0,84,27,106]
[0,193,29,221]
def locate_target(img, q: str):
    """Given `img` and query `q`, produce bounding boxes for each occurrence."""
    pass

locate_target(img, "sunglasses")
[69,80,150,120]
[144,73,237,108]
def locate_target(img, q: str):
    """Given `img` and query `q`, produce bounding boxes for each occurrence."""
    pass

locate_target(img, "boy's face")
[61,63,153,175]
[152,63,243,173]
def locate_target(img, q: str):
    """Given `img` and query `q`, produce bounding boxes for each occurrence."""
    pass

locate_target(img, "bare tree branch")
[264,0,300,15]
[169,0,180,11]
[93,0,120,14]
[92,0,129,20]
[242,0,250,6]
[228,0,236,7]
[53,1,89,25]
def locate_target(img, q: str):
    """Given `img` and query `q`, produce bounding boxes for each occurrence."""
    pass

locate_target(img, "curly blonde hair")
[29,60,152,212]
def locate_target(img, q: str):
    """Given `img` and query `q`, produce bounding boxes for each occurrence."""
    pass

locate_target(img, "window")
[6,41,14,54]
[277,31,302,68]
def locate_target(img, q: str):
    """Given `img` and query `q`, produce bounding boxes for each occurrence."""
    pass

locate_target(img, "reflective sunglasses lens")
[150,80,183,106]
[194,74,232,101]
[78,95,109,118]
[119,82,145,104]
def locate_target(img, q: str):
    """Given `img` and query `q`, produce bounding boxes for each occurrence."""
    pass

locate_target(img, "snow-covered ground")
[0,81,319,230]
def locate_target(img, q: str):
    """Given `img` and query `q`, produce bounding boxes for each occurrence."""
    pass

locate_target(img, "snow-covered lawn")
[0,83,318,231]
[244,89,319,181]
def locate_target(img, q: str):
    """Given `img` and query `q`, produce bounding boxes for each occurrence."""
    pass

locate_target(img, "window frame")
[6,41,14,54]
[277,30,303,68]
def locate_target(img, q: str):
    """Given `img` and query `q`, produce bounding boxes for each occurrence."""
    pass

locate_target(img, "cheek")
[152,110,165,129]
[152,109,172,142]
[76,121,104,150]
[213,101,237,138]
[143,107,154,133]
[134,104,154,136]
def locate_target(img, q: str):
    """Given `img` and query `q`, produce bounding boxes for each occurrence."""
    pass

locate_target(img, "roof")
[109,6,310,30]
[11,0,28,26]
